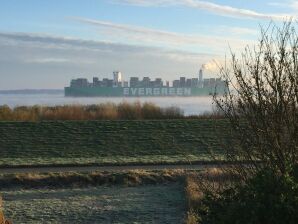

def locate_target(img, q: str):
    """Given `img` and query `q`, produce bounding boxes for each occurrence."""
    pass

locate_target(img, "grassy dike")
[0,119,227,167]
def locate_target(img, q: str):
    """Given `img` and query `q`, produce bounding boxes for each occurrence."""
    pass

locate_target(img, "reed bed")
[0,102,184,121]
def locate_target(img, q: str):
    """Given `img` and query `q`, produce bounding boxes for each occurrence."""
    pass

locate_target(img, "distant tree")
[214,21,298,180]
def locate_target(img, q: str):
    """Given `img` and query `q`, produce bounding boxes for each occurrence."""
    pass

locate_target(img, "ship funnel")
[198,65,204,88]
[199,68,203,82]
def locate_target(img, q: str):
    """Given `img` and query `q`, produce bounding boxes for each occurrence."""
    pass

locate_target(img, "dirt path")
[0,163,220,174]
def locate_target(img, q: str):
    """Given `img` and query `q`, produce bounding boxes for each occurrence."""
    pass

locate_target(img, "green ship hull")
[65,86,225,97]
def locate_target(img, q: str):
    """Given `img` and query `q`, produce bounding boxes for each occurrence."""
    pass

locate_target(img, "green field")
[3,184,186,224]
[0,120,226,166]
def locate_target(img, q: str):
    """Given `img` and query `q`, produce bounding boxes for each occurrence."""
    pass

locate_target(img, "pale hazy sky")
[0,0,296,89]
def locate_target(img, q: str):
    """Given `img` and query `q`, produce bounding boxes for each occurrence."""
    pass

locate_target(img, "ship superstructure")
[65,69,227,97]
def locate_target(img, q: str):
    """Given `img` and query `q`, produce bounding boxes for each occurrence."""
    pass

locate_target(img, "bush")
[214,21,298,177]
[198,166,298,224]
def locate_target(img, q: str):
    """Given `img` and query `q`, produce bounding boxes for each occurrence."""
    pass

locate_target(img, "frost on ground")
[3,184,186,224]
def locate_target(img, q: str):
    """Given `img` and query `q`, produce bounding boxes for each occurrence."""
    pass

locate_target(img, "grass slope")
[0,120,226,166]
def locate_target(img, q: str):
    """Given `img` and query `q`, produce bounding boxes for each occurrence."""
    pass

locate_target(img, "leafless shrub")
[214,21,298,180]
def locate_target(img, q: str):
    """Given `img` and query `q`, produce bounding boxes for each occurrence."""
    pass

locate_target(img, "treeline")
[0,102,185,121]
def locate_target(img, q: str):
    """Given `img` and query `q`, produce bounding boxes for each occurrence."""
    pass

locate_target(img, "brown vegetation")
[185,168,237,224]
[185,175,202,224]
[0,169,187,190]
[0,197,12,224]
[0,102,185,121]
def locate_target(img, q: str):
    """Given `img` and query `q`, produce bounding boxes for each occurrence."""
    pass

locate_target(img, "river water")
[0,93,215,115]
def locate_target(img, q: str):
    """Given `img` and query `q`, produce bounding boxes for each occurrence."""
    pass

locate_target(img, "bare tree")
[214,21,298,180]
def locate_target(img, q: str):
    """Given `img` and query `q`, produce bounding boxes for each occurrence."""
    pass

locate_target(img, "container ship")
[65,69,227,97]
